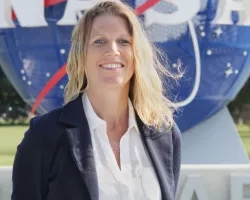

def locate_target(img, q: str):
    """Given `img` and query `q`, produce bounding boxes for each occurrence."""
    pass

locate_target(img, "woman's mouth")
[99,63,124,69]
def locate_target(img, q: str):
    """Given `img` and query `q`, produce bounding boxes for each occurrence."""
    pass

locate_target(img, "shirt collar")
[82,92,106,131]
[128,99,139,133]
[82,92,139,134]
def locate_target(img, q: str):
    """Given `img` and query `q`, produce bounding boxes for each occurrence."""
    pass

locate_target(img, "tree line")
[0,67,29,124]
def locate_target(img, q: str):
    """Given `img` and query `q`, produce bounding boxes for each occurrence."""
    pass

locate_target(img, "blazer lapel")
[59,94,98,200]
[136,115,175,200]
[58,94,175,200]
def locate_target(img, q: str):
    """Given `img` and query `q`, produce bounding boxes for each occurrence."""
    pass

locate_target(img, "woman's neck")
[86,87,129,133]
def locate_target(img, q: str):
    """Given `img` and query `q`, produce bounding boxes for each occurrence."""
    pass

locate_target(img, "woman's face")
[85,14,134,90]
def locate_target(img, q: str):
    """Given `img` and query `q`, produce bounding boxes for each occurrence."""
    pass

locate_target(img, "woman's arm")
[11,117,48,200]
[172,123,182,194]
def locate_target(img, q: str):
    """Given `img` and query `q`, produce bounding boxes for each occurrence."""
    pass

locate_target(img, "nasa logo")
[1,0,250,131]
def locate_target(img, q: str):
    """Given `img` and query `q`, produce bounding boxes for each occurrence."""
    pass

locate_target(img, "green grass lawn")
[0,126,28,166]
[0,124,250,166]
[238,124,250,157]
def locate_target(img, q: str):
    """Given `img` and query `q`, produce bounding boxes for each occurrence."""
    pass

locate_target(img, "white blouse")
[82,93,161,200]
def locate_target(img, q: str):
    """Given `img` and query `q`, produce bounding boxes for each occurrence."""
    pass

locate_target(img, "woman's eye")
[118,39,130,44]
[94,39,106,44]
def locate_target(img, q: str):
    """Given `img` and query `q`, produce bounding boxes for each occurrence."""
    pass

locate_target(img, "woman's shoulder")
[31,106,64,129]
[13,107,67,177]
[172,122,181,138]
[171,122,182,147]
[30,107,64,129]
[22,106,65,148]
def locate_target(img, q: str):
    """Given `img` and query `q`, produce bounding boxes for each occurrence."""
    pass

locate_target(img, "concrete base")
[2,165,250,200]
[181,107,249,164]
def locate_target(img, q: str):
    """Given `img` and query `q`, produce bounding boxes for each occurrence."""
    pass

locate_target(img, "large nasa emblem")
[0,0,250,131]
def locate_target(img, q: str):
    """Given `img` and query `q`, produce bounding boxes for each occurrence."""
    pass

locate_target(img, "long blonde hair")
[64,0,178,130]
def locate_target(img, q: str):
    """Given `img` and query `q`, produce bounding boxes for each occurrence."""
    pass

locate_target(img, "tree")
[0,66,28,124]
[228,78,250,124]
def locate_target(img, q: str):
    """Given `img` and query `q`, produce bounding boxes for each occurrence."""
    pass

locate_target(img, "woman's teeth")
[100,64,123,69]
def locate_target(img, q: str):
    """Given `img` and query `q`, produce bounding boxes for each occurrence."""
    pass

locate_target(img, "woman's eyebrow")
[90,34,103,38]
[89,33,105,42]
[119,34,131,38]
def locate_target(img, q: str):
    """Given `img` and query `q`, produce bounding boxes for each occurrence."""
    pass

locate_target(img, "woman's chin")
[100,79,130,89]
[101,77,125,85]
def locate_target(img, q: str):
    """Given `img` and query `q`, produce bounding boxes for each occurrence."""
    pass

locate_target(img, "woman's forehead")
[90,15,131,36]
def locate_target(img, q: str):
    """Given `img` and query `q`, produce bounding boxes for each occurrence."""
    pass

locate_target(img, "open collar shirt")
[82,92,161,200]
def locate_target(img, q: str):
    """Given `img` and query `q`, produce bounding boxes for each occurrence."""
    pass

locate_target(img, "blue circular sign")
[0,0,250,131]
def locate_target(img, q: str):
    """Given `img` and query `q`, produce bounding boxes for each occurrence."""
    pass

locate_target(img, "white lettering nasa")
[212,0,250,26]
[0,0,250,28]
[178,174,250,200]
[178,175,209,200]
[57,0,95,25]
[0,0,47,28]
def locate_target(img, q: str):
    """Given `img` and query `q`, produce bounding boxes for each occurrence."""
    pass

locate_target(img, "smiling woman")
[85,15,134,88]
[11,1,182,200]
[65,0,177,130]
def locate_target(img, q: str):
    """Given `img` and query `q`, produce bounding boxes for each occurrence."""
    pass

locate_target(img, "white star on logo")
[214,27,223,37]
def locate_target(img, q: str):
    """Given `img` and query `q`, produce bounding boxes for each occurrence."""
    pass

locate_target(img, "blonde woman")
[12,1,182,200]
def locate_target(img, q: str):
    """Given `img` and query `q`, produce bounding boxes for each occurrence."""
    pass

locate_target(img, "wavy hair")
[64,0,178,130]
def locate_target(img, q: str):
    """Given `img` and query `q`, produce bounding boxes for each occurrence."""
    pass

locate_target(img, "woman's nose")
[106,41,120,56]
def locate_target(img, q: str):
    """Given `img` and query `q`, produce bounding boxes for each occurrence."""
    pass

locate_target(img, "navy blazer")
[12,94,182,200]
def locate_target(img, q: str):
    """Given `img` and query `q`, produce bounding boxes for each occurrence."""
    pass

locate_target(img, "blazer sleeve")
[172,123,182,194]
[11,117,48,200]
